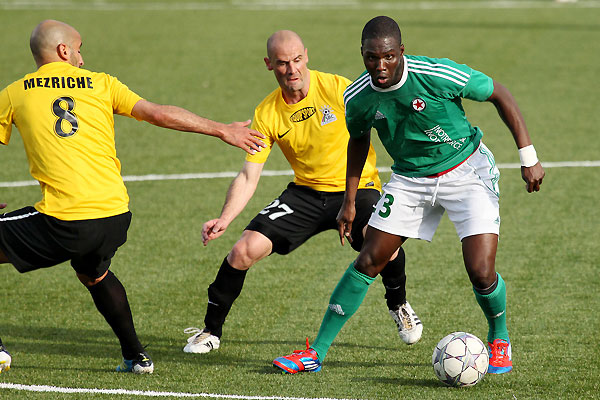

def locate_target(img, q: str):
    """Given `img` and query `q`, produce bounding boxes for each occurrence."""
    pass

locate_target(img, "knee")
[467,265,496,289]
[77,270,108,287]
[228,242,257,270]
[354,251,387,278]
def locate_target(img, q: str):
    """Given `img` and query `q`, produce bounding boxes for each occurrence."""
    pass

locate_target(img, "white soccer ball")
[0,349,11,373]
[432,332,488,387]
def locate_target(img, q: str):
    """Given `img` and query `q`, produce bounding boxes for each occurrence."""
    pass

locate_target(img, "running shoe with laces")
[0,344,11,374]
[388,301,423,345]
[183,327,220,354]
[273,338,322,374]
[115,351,154,374]
[488,338,512,374]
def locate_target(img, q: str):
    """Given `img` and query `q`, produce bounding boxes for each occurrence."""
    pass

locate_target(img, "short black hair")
[361,16,402,45]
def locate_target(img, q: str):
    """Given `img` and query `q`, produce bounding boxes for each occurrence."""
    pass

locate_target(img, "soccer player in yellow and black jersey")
[0,19,265,374]
[182,30,422,355]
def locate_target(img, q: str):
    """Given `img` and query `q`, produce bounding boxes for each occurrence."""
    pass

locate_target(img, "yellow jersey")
[0,62,142,220]
[248,69,381,192]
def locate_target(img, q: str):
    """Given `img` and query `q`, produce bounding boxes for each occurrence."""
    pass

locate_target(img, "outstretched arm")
[201,160,264,245]
[487,81,545,192]
[131,99,265,155]
[337,131,371,245]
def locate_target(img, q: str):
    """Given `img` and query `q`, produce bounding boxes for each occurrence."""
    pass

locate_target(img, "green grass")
[1,1,599,399]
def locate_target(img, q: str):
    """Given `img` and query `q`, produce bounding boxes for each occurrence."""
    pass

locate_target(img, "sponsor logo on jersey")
[424,125,466,150]
[374,110,386,120]
[290,107,316,123]
[320,105,337,126]
[412,98,426,112]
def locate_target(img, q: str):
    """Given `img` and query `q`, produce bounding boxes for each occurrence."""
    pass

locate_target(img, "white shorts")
[369,143,500,241]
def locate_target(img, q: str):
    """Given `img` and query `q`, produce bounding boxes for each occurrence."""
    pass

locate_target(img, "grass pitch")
[1,1,599,399]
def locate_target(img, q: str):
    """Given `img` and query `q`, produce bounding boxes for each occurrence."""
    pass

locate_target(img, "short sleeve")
[461,69,494,102]
[109,76,143,118]
[345,99,373,138]
[245,111,273,163]
[0,87,13,145]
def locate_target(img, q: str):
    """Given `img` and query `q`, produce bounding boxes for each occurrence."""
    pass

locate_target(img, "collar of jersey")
[37,61,79,73]
[369,55,408,93]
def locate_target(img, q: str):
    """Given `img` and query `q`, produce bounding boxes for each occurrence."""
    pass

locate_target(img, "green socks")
[311,263,374,361]
[473,273,509,343]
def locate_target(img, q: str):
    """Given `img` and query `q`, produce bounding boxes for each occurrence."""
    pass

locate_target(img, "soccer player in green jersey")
[273,16,545,375]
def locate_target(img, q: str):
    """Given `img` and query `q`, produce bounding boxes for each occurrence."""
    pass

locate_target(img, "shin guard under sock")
[87,270,144,359]
[311,263,374,361]
[204,257,248,338]
[473,273,509,343]
[379,248,407,309]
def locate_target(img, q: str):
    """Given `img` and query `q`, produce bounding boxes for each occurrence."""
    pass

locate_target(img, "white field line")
[0,383,360,399]
[0,161,599,188]
[1,0,599,10]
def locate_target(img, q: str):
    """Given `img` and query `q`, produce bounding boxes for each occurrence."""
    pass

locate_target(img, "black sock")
[86,270,144,359]
[204,257,248,338]
[380,247,407,309]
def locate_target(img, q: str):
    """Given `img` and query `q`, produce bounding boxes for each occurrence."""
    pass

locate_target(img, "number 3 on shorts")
[378,194,394,218]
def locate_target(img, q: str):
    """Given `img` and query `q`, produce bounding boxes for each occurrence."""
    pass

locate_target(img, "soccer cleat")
[488,338,512,374]
[273,338,322,374]
[0,344,11,374]
[388,301,423,345]
[116,351,154,374]
[183,327,220,354]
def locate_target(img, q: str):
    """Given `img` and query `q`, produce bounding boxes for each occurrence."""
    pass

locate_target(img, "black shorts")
[246,183,380,255]
[0,206,131,278]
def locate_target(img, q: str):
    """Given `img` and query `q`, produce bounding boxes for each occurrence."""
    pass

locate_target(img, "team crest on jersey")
[411,98,426,112]
[320,105,337,126]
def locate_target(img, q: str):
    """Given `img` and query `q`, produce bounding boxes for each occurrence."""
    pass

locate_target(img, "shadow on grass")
[1,324,430,377]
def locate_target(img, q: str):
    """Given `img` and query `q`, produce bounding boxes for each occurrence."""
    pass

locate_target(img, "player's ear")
[57,43,69,61]
[264,57,273,71]
[399,43,405,55]
[304,48,309,64]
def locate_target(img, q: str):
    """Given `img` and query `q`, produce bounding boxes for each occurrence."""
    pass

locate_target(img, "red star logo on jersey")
[411,98,426,112]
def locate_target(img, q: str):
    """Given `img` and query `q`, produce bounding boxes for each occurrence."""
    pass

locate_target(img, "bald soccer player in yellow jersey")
[182,30,422,355]
[0,19,265,375]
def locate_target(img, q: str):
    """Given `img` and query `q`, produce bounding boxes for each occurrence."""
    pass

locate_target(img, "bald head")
[30,20,83,68]
[264,30,310,103]
[266,30,304,60]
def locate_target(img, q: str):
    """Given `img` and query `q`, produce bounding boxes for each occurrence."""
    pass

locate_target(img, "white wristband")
[518,145,538,167]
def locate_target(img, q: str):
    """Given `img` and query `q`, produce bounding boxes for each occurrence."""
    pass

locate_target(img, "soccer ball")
[0,349,11,373]
[432,332,488,387]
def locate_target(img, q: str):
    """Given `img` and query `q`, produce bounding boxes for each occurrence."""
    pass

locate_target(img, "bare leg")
[462,233,498,290]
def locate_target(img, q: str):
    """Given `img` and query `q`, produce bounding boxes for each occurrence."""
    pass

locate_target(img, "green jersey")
[344,55,494,177]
